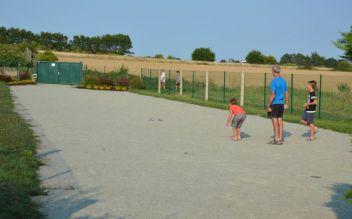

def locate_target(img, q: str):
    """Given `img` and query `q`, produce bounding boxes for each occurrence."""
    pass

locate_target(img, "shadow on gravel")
[41,187,98,218]
[240,132,251,139]
[325,183,352,219]
[270,130,292,141]
[37,148,62,158]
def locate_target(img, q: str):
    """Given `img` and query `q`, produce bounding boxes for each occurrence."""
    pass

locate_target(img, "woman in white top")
[160,70,166,90]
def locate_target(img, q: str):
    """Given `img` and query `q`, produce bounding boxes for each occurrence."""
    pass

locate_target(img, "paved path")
[12,84,352,219]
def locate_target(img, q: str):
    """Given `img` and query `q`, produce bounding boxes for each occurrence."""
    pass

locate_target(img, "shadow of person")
[270,130,292,141]
[240,132,251,139]
[325,183,352,219]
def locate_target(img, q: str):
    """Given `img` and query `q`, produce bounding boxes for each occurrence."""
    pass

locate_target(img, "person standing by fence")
[267,64,289,145]
[175,71,181,91]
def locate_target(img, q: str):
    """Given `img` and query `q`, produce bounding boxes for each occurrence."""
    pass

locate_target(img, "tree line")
[0,26,132,55]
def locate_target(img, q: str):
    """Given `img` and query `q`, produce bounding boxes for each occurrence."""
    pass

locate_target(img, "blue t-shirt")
[270,77,288,105]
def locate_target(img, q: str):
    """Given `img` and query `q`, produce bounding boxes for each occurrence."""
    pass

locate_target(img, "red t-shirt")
[230,104,245,115]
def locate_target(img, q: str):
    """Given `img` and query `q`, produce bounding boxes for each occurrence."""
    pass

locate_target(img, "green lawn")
[131,83,352,134]
[0,82,43,218]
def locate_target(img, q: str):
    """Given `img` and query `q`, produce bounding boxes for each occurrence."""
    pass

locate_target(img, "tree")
[245,50,265,64]
[154,54,164,59]
[263,55,277,64]
[191,48,216,62]
[39,32,68,51]
[280,53,293,64]
[325,58,338,68]
[0,44,26,67]
[334,26,352,61]
[310,52,326,66]
[37,51,58,61]
[335,60,352,72]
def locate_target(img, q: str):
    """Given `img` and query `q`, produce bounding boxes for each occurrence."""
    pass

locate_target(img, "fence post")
[180,71,183,96]
[168,70,171,95]
[205,71,209,101]
[240,71,245,106]
[318,74,322,119]
[158,69,161,94]
[264,72,267,108]
[223,71,226,103]
[149,69,152,89]
[192,71,195,98]
[290,73,294,114]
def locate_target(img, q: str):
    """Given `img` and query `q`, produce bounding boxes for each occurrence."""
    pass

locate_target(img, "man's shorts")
[231,114,246,128]
[270,104,284,118]
[301,111,315,125]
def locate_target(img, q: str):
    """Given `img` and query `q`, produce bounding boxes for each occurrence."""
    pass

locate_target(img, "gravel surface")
[11,84,352,219]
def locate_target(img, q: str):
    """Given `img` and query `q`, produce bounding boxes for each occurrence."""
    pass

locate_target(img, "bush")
[167,55,180,60]
[154,54,164,59]
[83,75,98,85]
[0,44,27,67]
[0,73,13,82]
[37,51,58,62]
[117,77,129,87]
[7,80,36,86]
[335,60,352,72]
[263,55,277,64]
[345,189,352,204]
[337,83,351,92]
[192,48,216,62]
[129,75,145,89]
[220,59,226,63]
[19,72,31,80]
[98,77,114,86]
[325,58,338,68]
[246,50,265,64]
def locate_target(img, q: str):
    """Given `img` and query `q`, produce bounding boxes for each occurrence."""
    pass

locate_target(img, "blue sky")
[1,0,351,60]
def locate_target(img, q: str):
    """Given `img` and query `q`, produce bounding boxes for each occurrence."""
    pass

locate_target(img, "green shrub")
[337,83,351,92]
[192,48,216,62]
[154,54,164,59]
[345,189,352,204]
[0,44,27,67]
[246,50,264,64]
[129,75,145,89]
[37,51,58,62]
[335,60,352,72]
[83,75,98,85]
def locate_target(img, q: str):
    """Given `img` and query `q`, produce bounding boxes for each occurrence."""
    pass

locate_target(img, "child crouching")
[226,98,246,141]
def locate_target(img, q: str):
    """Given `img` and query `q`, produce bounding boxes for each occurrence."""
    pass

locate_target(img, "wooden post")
[158,69,161,94]
[180,71,183,96]
[205,71,209,101]
[240,71,245,106]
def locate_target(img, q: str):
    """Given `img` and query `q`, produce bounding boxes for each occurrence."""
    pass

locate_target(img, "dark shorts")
[301,111,315,125]
[231,114,246,128]
[270,104,284,118]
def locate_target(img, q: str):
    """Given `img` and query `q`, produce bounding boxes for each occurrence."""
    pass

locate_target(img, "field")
[55,51,352,91]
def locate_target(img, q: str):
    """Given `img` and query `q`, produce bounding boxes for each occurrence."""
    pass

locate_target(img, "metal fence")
[140,68,352,121]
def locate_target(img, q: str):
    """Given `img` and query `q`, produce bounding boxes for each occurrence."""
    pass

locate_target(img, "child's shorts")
[231,114,246,128]
[301,111,315,125]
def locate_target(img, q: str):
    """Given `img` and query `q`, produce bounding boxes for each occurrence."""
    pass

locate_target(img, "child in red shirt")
[226,98,246,141]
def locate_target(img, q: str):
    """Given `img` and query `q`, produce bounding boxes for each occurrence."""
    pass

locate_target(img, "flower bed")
[7,80,36,86]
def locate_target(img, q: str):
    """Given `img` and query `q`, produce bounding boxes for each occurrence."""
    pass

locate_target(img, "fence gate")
[36,62,82,85]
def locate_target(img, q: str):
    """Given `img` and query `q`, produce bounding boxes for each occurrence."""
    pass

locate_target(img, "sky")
[1,0,351,61]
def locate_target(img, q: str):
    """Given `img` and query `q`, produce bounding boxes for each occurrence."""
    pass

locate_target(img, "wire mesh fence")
[140,68,352,121]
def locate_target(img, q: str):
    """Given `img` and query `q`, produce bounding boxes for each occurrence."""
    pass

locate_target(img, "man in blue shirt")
[267,64,289,145]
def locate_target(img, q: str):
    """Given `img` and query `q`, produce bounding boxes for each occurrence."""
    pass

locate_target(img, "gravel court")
[11,84,352,219]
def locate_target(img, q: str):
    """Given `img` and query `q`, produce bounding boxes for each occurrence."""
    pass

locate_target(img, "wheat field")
[55,51,352,91]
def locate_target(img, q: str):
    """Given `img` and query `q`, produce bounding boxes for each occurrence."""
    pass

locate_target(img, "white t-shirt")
[160,72,166,82]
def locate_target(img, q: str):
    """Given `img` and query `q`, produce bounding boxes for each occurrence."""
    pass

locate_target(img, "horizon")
[1,0,352,61]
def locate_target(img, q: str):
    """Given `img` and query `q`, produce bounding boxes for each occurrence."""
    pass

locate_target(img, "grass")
[131,77,352,134]
[0,82,43,218]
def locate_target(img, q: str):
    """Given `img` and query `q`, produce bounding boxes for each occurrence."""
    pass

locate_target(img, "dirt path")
[12,84,352,219]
